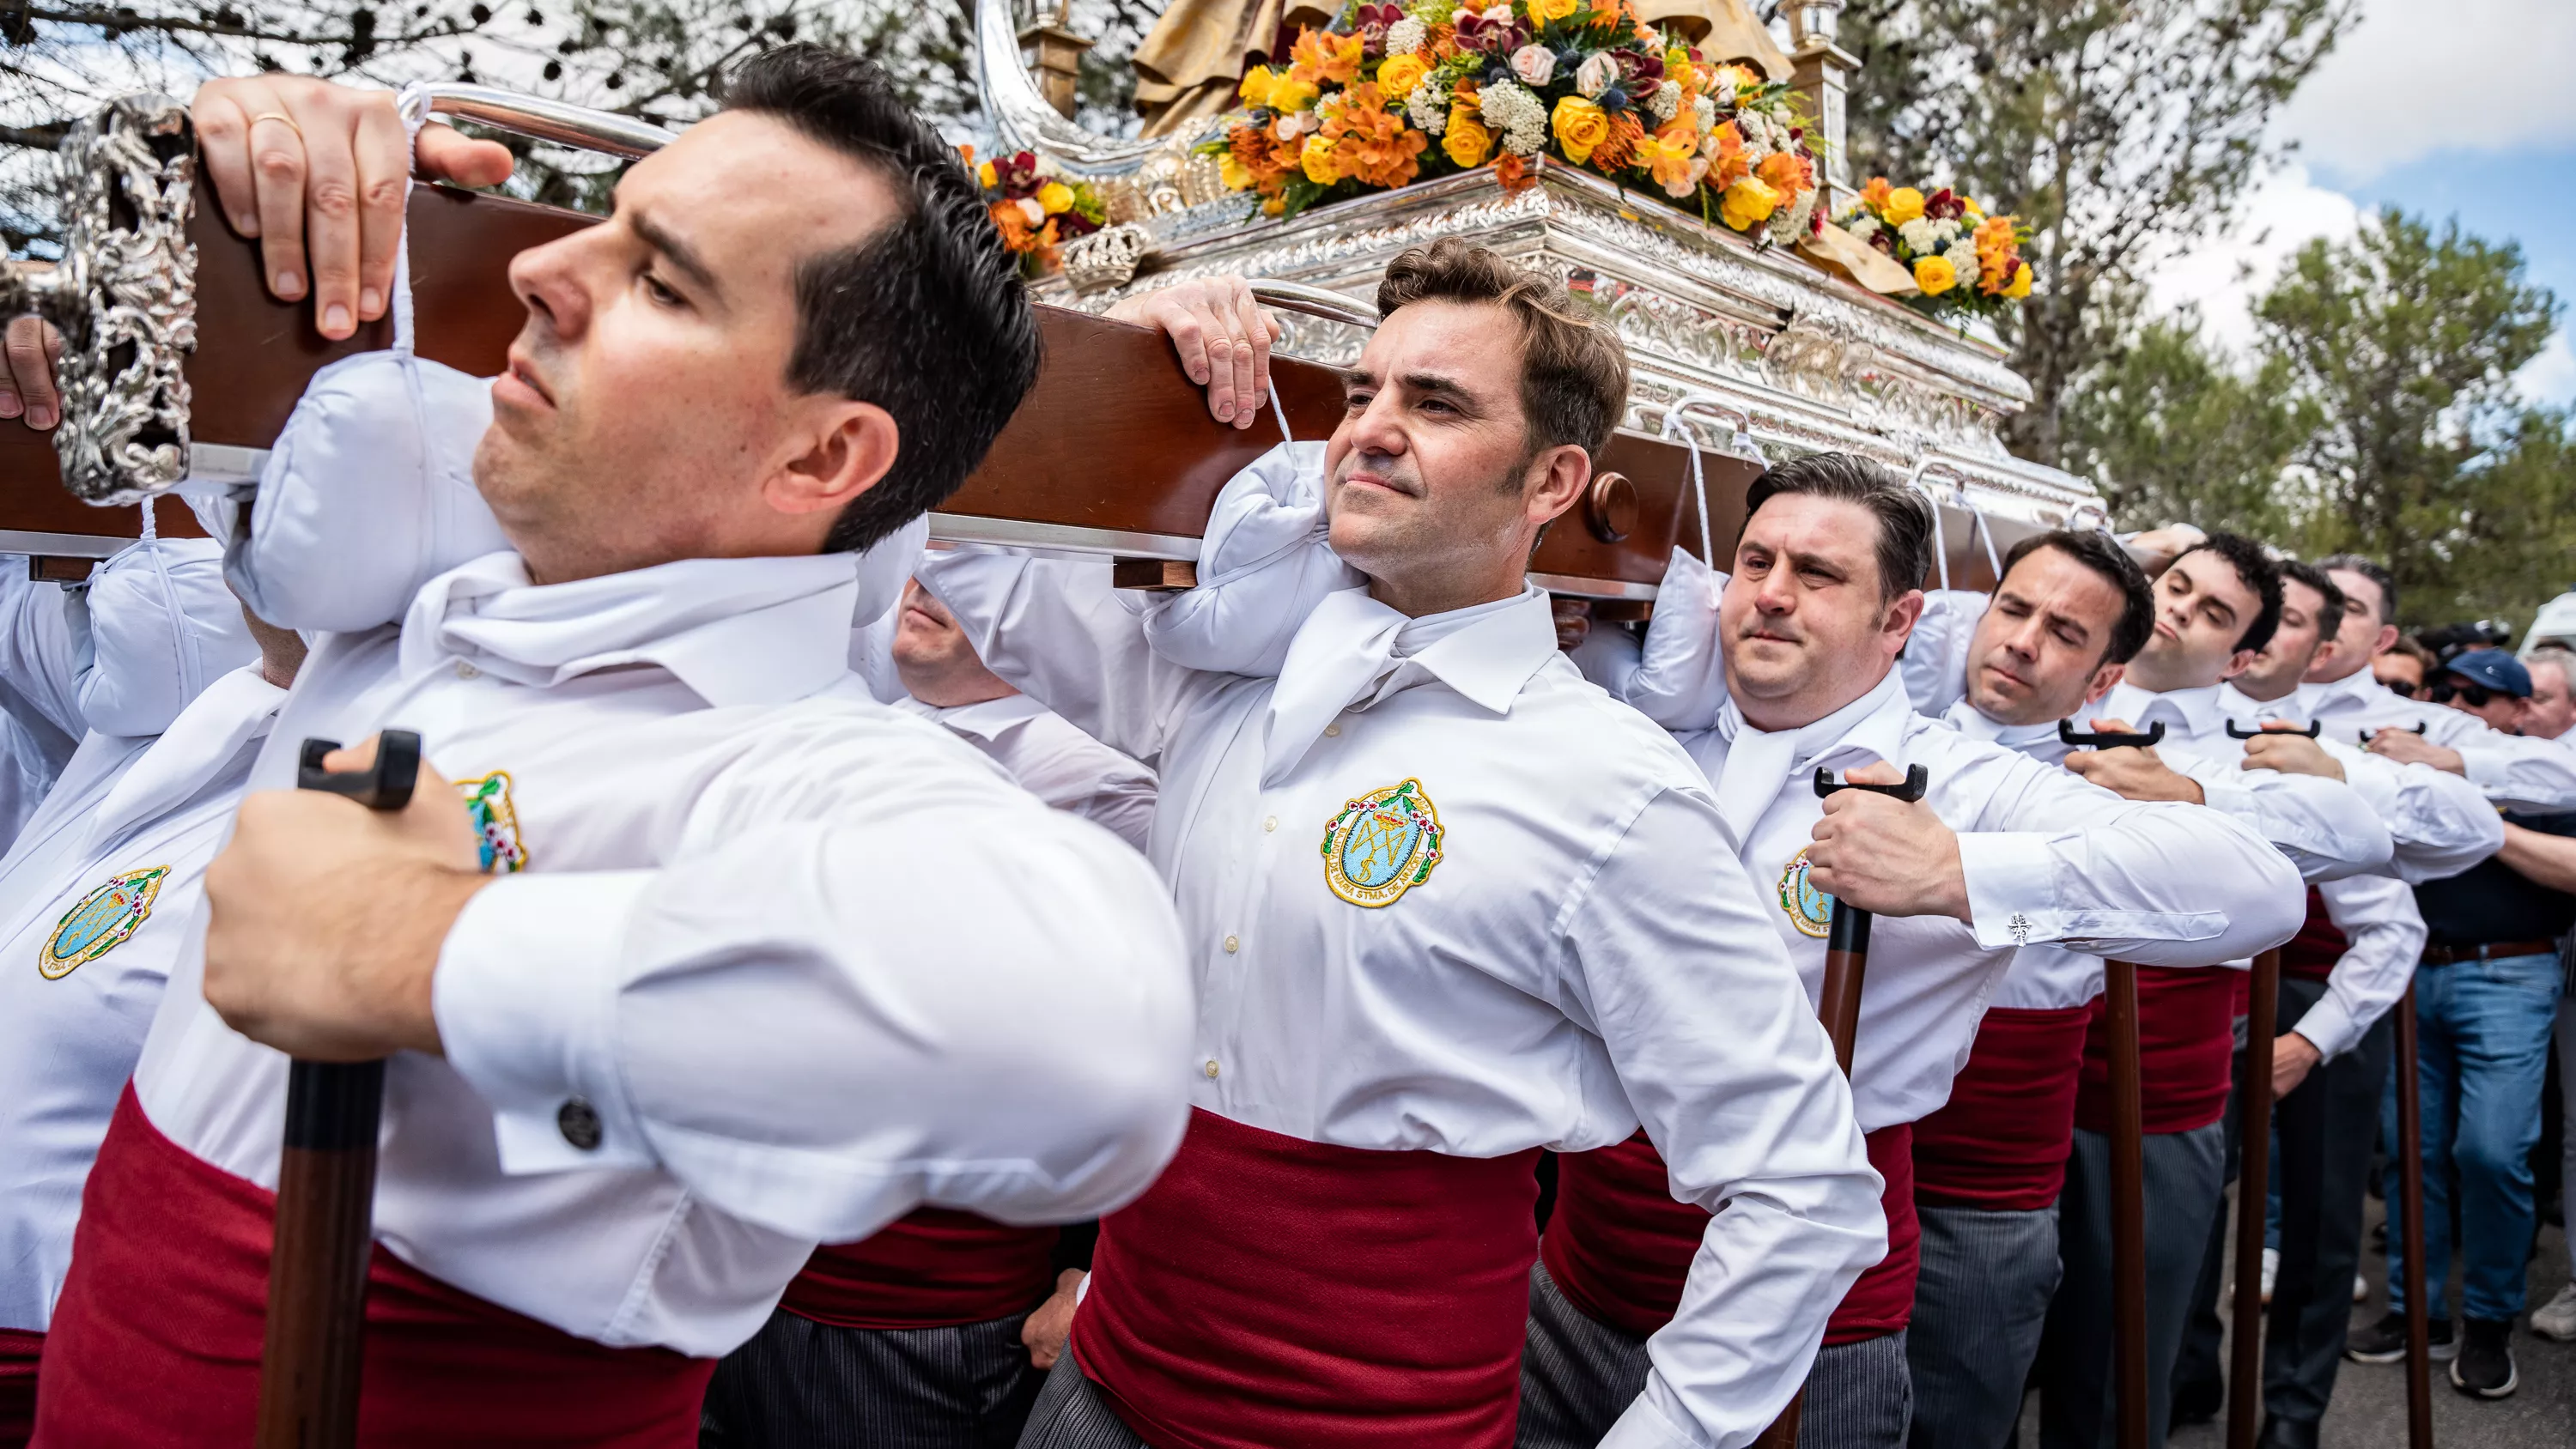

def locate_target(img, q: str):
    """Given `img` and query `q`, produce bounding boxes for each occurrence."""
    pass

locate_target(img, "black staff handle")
[2225,718,2320,739]
[2058,720,2165,749]
[256,731,422,1449]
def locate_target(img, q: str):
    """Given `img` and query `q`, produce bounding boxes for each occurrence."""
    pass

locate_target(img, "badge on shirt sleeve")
[1321,778,1445,908]
[457,772,529,875]
[39,866,171,979]
[1777,848,1834,938]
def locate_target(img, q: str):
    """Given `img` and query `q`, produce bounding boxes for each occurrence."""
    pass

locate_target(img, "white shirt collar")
[1708,669,1911,842]
[398,550,865,708]
[901,691,1045,742]
[1262,585,1558,785]
[1944,696,2063,751]
[2096,679,2228,742]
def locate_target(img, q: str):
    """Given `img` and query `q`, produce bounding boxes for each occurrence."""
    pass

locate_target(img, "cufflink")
[557,1096,604,1151]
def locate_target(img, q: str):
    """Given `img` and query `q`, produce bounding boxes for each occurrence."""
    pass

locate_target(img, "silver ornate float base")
[1041,162,2100,528]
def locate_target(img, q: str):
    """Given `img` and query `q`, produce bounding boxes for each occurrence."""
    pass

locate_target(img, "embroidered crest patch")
[39,866,171,979]
[1777,847,1835,939]
[457,772,529,874]
[1321,778,1445,908]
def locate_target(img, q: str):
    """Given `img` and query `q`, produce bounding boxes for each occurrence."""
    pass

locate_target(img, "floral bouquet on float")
[1197,0,1821,247]
[1837,178,2033,320]
[966,146,1108,277]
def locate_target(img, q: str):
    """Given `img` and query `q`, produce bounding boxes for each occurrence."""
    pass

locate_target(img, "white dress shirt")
[1583,552,2306,1125]
[918,485,1884,1449]
[0,665,284,1332]
[2217,683,2500,884]
[120,352,1194,1361]
[2301,666,2576,812]
[890,693,1157,852]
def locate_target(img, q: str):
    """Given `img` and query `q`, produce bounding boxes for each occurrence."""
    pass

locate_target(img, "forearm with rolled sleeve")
[2458,735,2576,813]
[2293,876,2426,1060]
[434,804,1195,1246]
[1956,759,2309,964]
[1564,790,1884,1449]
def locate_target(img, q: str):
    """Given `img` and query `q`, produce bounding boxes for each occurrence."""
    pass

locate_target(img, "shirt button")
[556,1097,603,1151]
[1224,934,1240,954]
[1263,815,1278,833]
[1204,1059,1221,1079]
[453,660,481,681]
[1322,723,1340,737]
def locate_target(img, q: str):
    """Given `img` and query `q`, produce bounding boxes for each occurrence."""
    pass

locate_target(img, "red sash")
[781,1210,1059,1331]
[33,1088,715,1448]
[0,1327,38,1449]
[1539,1125,1915,1347]
[2281,887,2347,984]
[1912,1005,2094,1210]
[2074,967,2237,1136]
[1068,1107,1540,1449]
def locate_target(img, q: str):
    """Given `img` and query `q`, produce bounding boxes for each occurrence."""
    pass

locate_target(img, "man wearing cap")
[2348,645,2573,1398]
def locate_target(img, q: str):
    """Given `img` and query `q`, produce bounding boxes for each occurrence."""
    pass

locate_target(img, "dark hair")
[2317,554,2396,625]
[720,45,1040,553]
[1376,239,1631,460]
[2275,559,2347,647]
[1741,452,1935,605]
[2387,635,2437,673]
[2172,532,2283,656]
[2000,530,2154,665]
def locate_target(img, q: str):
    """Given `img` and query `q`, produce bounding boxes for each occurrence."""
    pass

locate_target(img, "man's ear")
[1527,444,1592,529]
[2218,646,2260,681]
[2083,661,2126,705]
[1882,587,1926,656]
[767,398,902,520]
[2372,622,2400,658]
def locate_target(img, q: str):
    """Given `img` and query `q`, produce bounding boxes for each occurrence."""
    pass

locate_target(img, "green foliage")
[2076,210,2576,634]
[1838,0,2354,470]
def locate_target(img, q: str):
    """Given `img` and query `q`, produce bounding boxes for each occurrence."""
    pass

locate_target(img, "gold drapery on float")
[1133,0,1791,137]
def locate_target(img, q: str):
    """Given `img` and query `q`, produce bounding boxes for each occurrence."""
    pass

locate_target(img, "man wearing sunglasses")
[2374,640,2435,700]
[2348,644,2574,1397]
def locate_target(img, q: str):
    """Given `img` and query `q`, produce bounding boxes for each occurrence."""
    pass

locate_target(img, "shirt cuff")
[2194,775,2261,826]
[1597,1387,1712,1449]
[434,870,660,1174]
[2290,993,2364,1062]
[2460,748,2510,792]
[1959,832,2057,949]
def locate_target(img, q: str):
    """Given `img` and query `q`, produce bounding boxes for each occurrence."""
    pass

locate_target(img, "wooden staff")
[2227,949,2281,1449]
[2058,720,2166,1449]
[2394,980,2434,1449]
[1751,765,1932,1447]
[255,732,422,1449]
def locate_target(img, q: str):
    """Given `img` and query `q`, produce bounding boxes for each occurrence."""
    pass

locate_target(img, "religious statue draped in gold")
[1131,0,1793,138]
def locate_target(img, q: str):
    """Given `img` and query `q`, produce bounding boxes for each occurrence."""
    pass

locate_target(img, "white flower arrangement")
[1477,79,1551,158]
[1693,94,1716,134]
[1943,237,1978,276]
[1406,81,1449,134]
[1384,16,1427,57]
[1648,80,1681,123]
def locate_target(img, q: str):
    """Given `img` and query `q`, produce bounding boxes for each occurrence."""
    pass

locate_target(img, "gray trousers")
[2262,989,2393,1435]
[1518,1261,1911,1449]
[2038,1121,2226,1449]
[1013,1355,1145,1449]
[1905,1203,2061,1449]
[701,1306,1044,1449]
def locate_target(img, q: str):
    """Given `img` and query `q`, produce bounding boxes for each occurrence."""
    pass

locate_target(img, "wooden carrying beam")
[0,178,2045,600]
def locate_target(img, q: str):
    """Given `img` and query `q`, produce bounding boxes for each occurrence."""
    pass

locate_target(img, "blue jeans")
[2380,951,2563,1323]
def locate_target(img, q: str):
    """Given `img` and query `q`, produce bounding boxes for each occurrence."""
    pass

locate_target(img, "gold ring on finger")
[246,111,305,142]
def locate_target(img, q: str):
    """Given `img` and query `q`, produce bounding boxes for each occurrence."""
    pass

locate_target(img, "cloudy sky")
[2147,0,2576,403]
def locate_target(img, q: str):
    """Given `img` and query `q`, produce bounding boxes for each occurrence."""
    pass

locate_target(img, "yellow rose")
[1376,53,1431,102]
[1881,185,1925,226]
[2004,260,2033,299]
[1036,181,1075,215]
[1267,76,1321,112]
[1717,176,1781,231]
[1912,255,1959,296]
[1239,66,1278,109]
[1218,153,1256,191]
[976,161,998,188]
[1302,132,1342,185]
[1551,95,1611,165]
[1444,106,1494,168]
[1529,0,1578,21]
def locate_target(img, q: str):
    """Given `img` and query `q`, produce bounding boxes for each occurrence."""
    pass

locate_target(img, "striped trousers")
[1013,1355,1146,1448]
[700,1307,1044,1449]
[1905,1203,2062,1448]
[1517,1261,1911,1448]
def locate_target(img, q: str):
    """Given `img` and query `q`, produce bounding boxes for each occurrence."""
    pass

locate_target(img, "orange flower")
[1289,27,1365,85]
[1860,175,1893,210]
[1494,152,1537,193]
[1640,123,1705,198]
[1591,112,1645,173]
[1426,21,1458,60]
[1755,149,1811,197]
[1703,120,1750,187]
[1322,82,1427,190]
[1973,215,2020,291]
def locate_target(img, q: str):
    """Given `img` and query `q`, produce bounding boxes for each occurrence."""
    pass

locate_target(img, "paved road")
[2021,1191,2574,1446]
